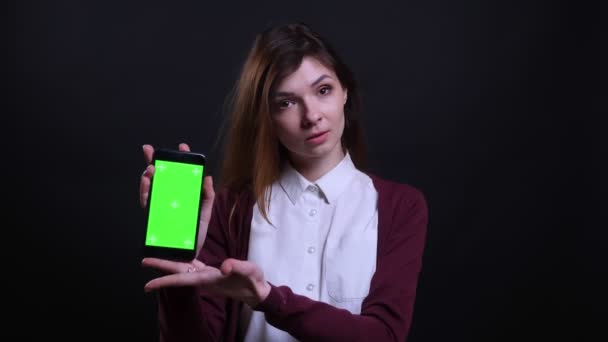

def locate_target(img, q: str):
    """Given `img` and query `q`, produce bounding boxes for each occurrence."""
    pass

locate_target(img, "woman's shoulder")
[364,173,427,206]
[365,174,428,235]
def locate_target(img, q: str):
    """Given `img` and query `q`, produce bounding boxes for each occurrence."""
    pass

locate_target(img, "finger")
[201,176,216,213]
[178,143,191,152]
[144,273,200,292]
[141,257,189,274]
[192,259,207,269]
[142,164,155,178]
[203,176,215,200]
[143,144,154,165]
[220,259,258,279]
[196,176,215,254]
[144,266,224,292]
[139,165,155,208]
[139,174,149,208]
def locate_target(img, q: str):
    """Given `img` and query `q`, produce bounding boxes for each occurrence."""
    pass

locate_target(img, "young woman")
[140,22,428,342]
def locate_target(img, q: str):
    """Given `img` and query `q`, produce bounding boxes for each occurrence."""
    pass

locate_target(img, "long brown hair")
[218,22,367,223]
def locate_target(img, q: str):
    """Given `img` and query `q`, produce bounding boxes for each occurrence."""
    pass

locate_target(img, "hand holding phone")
[139,143,215,261]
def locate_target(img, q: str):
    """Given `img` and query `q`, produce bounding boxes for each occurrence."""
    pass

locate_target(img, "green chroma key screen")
[145,160,204,250]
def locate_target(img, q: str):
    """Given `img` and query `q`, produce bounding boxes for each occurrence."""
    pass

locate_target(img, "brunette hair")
[218,22,367,222]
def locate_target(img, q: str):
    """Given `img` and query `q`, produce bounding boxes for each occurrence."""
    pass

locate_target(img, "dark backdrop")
[9,0,604,341]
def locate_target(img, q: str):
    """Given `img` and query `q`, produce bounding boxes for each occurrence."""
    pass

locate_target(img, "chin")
[303,140,341,158]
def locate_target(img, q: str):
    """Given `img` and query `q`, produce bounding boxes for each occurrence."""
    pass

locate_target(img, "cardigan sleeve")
[253,183,428,342]
[156,189,232,342]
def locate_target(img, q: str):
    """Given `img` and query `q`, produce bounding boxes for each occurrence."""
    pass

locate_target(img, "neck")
[289,147,345,182]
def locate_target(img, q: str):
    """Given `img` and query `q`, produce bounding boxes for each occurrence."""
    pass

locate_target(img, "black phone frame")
[143,148,206,261]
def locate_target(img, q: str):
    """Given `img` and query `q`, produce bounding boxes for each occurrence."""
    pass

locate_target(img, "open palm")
[142,257,270,308]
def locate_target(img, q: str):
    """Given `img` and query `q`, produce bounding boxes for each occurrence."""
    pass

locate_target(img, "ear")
[343,88,348,105]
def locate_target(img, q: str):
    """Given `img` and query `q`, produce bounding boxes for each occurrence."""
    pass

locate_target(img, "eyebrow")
[273,74,333,98]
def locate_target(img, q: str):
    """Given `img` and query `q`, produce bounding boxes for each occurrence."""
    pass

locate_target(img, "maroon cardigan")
[157,174,429,342]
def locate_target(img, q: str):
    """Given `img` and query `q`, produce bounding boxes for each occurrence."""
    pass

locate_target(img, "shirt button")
[308,185,318,193]
[307,246,316,254]
[309,209,317,217]
[306,284,314,291]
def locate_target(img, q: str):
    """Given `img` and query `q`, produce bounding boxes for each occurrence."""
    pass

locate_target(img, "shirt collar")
[279,152,358,205]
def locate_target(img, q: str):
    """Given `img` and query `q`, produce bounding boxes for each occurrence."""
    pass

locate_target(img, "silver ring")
[186,266,196,273]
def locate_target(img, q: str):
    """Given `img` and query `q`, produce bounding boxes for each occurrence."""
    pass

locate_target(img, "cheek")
[330,104,346,127]
[332,106,346,140]
[272,117,298,145]
[326,96,346,119]
[337,114,346,138]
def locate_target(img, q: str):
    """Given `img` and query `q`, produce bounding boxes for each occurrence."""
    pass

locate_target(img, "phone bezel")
[143,148,206,261]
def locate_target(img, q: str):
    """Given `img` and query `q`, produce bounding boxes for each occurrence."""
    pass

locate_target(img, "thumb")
[220,259,255,278]
[202,176,215,207]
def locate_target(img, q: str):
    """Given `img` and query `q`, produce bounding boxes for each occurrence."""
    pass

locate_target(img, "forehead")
[276,57,337,90]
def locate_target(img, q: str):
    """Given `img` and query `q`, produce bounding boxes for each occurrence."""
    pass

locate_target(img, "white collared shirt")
[240,153,379,342]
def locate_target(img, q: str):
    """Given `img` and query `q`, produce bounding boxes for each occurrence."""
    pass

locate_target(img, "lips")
[306,130,329,141]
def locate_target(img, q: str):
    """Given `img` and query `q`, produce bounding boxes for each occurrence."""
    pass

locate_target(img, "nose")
[301,98,322,127]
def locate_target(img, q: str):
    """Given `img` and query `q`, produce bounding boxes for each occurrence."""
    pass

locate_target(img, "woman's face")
[270,56,348,167]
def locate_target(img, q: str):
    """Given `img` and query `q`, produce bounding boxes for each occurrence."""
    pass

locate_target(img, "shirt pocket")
[325,219,378,309]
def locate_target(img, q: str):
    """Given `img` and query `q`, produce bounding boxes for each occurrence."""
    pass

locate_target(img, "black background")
[8,0,605,341]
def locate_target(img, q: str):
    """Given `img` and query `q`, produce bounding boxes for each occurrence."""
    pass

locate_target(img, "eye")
[319,85,332,96]
[276,99,295,110]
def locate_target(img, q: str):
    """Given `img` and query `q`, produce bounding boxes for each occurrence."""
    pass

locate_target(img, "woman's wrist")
[248,281,271,308]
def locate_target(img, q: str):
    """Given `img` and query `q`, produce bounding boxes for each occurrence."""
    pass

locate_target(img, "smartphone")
[143,148,206,261]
